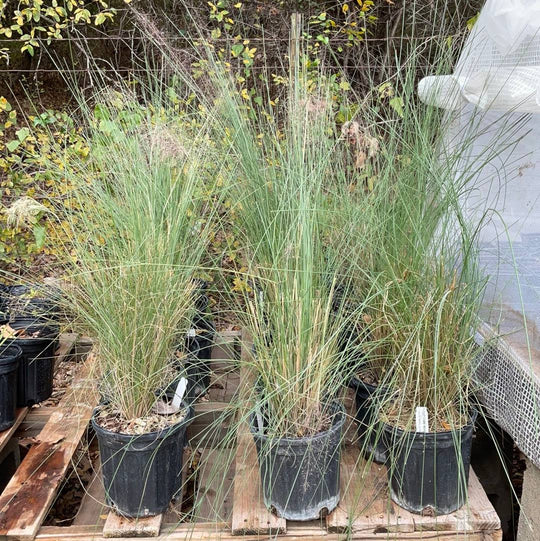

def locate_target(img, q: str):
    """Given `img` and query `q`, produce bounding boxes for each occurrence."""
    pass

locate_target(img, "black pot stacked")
[174,281,215,402]
[0,343,22,431]
[350,377,390,464]
[382,410,477,515]
[0,284,60,414]
[5,284,63,323]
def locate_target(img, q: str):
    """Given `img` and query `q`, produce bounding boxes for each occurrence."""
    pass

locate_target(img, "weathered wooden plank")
[35,522,502,541]
[72,463,107,527]
[0,355,97,541]
[326,445,414,534]
[327,445,500,535]
[102,513,162,538]
[0,408,28,454]
[231,332,286,535]
[211,332,240,374]
[191,448,235,523]
[466,470,501,531]
[54,333,78,365]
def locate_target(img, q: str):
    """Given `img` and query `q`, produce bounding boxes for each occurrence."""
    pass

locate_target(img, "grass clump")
[54,93,221,425]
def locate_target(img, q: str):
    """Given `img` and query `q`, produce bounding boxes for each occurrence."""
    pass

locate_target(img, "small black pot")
[91,405,193,517]
[383,410,477,515]
[3,318,59,406]
[0,344,22,431]
[250,402,345,521]
[6,284,62,323]
[193,279,209,315]
[350,377,389,464]
[184,318,215,399]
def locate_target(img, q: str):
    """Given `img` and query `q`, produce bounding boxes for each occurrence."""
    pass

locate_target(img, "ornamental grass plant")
[339,33,529,433]
[212,67,377,439]
[52,90,223,428]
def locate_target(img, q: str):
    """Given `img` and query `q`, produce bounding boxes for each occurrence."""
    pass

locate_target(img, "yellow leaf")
[343,3,349,13]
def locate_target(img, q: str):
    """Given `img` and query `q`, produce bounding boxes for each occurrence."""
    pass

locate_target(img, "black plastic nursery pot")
[91,404,193,517]
[0,344,22,431]
[350,377,389,464]
[193,279,210,315]
[5,284,62,322]
[250,402,345,521]
[4,318,59,406]
[184,319,215,399]
[382,410,477,515]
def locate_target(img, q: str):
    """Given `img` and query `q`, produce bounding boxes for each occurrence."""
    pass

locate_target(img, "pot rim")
[3,319,59,341]
[0,343,23,363]
[381,407,478,438]
[91,402,194,440]
[349,375,391,393]
[249,400,345,446]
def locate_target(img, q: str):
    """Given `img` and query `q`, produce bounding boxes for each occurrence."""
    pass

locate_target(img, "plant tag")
[415,406,430,433]
[172,377,187,410]
[255,406,264,433]
[187,328,196,337]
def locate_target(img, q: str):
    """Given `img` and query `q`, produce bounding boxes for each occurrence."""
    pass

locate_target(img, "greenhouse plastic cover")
[418,0,540,464]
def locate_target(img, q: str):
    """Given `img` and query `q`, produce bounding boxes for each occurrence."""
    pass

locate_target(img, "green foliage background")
[0,0,483,276]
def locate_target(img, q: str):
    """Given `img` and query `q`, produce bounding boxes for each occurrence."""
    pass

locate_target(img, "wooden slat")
[0,408,28,454]
[54,333,78,364]
[465,470,501,531]
[327,446,500,535]
[231,427,287,535]
[231,332,286,535]
[0,355,97,541]
[35,522,502,541]
[102,513,162,538]
[326,445,414,534]
[72,469,107,527]
[192,448,235,523]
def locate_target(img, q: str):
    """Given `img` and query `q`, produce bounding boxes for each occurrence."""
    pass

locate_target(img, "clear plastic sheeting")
[419,0,540,464]
[419,0,540,113]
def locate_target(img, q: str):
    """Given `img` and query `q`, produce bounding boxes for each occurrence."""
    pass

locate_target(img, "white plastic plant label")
[415,406,430,433]
[172,377,188,410]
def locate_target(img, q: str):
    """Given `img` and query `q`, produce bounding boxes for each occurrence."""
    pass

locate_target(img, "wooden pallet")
[0,330,502,541]
[0,333,79,541]
[229,337,501,540]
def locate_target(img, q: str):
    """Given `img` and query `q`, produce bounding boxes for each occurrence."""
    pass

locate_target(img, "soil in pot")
[349,375,390,464]
[383,410,477,515]
[0,344,22,431]
[91,403,194,517]
[1,318,59,406]
[250,402,345,521]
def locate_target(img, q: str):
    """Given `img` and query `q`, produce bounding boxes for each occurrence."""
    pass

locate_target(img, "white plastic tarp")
[418,0,540,463]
